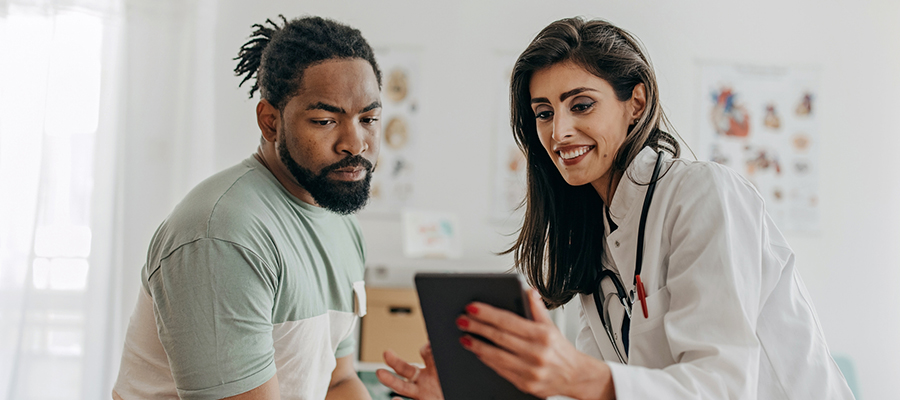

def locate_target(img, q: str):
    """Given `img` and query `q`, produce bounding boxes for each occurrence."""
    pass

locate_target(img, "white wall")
[119,0,900,398]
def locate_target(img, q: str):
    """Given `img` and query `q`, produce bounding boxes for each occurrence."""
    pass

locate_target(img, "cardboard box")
[359,287,428,364]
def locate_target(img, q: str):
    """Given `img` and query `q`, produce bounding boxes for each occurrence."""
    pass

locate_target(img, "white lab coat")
[576,147,854,399]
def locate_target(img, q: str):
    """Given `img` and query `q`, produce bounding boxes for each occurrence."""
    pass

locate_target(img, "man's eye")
[313,120,334,126]
[535,110,553,120]
[361,117,379,124]
[572,101,595,112]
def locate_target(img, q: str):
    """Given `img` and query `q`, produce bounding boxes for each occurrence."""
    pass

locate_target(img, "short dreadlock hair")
[234,15,382,111]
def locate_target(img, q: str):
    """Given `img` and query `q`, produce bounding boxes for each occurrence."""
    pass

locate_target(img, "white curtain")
[0,0,217,398]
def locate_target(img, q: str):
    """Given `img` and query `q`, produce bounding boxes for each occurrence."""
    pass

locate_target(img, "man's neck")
[254,145,318,206]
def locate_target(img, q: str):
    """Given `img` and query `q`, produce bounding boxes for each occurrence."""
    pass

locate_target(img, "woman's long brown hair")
[505,17,680,308]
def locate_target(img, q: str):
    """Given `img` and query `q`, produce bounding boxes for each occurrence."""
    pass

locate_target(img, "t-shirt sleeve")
[147,238,278,400]
[334,334,356,359]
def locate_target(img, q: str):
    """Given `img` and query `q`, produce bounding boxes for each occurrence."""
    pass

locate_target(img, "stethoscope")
[592,150,664,363]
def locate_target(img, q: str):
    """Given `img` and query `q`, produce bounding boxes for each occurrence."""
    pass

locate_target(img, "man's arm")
[222,375,280,400]
[325,355,372,400]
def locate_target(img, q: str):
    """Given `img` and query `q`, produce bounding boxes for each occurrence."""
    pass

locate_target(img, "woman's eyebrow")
[559,87,597,102]
[531,87,599,105]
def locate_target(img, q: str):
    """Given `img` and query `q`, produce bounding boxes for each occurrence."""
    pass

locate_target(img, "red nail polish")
[460,337,472,347]
[456,317,469,328]
[465,304,478,315]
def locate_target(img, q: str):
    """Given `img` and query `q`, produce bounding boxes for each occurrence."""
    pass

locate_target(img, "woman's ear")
[256,99,280,143]
[630,83,647,121]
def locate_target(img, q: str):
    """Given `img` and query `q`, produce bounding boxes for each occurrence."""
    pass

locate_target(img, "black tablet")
[414,272,542,400]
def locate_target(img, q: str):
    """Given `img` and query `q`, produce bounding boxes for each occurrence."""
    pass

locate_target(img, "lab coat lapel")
[605,147,659,292]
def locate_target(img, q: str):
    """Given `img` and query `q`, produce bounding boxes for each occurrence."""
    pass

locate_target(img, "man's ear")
[630,83,647,121]
[256,99,279,143]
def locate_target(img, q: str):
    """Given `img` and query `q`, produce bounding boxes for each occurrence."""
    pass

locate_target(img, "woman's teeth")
[560,146,592,160]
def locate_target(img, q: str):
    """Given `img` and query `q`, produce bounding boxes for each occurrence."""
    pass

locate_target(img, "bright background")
[1,0,897,399]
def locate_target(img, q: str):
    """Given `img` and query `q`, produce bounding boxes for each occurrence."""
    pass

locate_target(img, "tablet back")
[415,273,542,400]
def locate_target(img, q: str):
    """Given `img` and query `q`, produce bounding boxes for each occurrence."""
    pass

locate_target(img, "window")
[0,8,105,399]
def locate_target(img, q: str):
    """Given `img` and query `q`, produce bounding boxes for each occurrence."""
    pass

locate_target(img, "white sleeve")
[608,163,769,399]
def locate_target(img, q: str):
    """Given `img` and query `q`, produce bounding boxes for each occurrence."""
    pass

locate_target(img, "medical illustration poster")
[401,210,462,258]
[490,52,527,221]
[697,64,820,231]
[364,48,420,215]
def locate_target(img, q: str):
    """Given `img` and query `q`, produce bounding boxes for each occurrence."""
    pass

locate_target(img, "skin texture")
[531,61,645,204]
[376,345,443,400]
[377,62,647,400]
[324,355,374,400]
[254,58,382,207]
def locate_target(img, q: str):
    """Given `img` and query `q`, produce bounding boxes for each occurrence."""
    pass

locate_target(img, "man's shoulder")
[148,158,287,255]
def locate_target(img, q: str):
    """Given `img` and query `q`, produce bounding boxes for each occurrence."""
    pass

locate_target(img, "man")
[113,16,381,400]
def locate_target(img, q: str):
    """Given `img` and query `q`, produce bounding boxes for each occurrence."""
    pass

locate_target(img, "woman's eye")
[535,110,553,120]
[571,101,596,112]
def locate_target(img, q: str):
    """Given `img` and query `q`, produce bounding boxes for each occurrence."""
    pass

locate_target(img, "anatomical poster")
[697,64,820,232]
[365,48,420,215]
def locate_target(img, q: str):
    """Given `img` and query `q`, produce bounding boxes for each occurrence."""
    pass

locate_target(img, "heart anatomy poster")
[697,64,820,232]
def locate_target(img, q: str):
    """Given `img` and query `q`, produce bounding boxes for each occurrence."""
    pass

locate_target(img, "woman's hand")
[457,288,616,400]
[376,344,444,400]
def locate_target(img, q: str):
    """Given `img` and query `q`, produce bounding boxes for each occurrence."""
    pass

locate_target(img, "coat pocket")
[629,286,670,335]
[627,286,674,367]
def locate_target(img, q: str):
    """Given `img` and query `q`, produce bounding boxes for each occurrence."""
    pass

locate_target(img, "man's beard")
[278,139,374,215]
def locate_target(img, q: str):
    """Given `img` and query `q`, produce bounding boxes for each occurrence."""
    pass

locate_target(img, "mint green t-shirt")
[114,156,367,400]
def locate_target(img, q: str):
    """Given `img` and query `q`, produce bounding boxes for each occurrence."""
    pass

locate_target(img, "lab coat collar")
[607,146,662,226]
[603,147,664,290]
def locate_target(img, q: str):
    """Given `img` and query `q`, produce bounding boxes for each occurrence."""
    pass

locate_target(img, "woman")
[378,17,854,399]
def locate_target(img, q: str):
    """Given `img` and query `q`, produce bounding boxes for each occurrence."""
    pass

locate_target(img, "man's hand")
[376,344,444,400]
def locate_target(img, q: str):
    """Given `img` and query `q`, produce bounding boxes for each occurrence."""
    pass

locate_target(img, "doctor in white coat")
[377,17,855,400]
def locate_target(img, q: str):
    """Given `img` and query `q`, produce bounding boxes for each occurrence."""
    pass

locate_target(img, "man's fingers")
[376,368,416,397]
[421,343,437,370]
[383,349,419,380]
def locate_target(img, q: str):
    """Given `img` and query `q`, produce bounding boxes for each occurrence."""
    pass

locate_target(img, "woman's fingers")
[460,334,540,391]
[464,302,536,338]
[458,314,546,360]
[526,288,554,324]
[461,297,556,352]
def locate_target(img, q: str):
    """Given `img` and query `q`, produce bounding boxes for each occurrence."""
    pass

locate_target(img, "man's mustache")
[319,155,375,176]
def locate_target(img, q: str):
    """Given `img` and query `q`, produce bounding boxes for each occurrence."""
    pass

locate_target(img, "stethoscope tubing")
[594,150,665,364]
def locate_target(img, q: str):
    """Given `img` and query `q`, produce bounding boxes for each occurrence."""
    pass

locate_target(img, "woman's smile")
[556,145,595,166]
